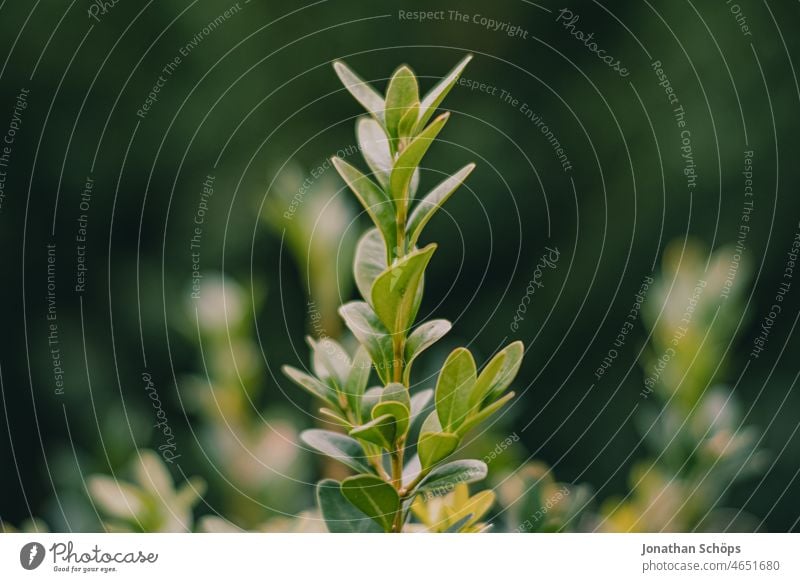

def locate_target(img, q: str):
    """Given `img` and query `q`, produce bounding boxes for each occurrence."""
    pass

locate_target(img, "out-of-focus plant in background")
[600,241,766,532]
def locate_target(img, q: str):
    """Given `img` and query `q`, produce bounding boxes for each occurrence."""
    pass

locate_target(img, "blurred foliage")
[0,0,798,532]
[600,241,766,532]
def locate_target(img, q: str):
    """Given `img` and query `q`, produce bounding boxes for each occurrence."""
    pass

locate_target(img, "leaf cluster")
[282,56,525,532]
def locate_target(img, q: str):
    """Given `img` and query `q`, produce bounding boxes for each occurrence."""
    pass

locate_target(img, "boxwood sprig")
[282,55,525,533]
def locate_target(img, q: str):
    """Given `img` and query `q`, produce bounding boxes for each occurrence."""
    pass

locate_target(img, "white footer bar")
[1,533,797,581]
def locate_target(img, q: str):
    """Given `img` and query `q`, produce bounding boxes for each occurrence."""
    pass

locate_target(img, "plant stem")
[390,439,406,533]
[391,333,405,383]
[403,469,428,494]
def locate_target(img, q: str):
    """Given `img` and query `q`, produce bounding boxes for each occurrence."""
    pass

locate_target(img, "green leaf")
[341,474,401,532]
[468,351,507,410]
[484,341,525,401]
[372,401,410,440]
[435,347,477,431]
[344,346,371,420]
[318,407,352,428]
[356,117,392,189]
[354,228,387,301]
[349,414,396,450]
[398,101,420,140]
[373,383,411,440]
[301,429,373,474]
[403,319,452,384]
[407,164,476,248]
[360,386,383,422]
[333,61,385,123]
[331,156,396,253]
[416,54,472,132]
[380,382,411,409]
[409,389,433,426]
[418,431,460,470]
[282,365,335,406]
[317,479,383,533]
[389,113,449,211]
[456,391,515,438]
[371,244,437,334]
[415,459,488,495]
[308,336,350,391]
[384,65,419,139]
[339,302,394,384]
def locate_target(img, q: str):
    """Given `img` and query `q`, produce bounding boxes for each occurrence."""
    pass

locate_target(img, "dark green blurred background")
[0,0,798,531]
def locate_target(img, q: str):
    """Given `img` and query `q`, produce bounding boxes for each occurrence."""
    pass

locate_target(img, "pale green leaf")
[415,459,488,495]
[468,351,507,410]
[344,345,371,419]
[384,65,419,139]
[371,244,436,334]
[398,101,420,140]
[416,54,472,131]
[484,341,525,401]
[308,336,350,391]
[301,429,373,474]
[282,365,336,406]
[435,347,477,431]
[354,228,387,301]
[380,381,411,409]
[341,474,401,532]
[356,117,392,189]
[349,413,396,450]
[403,319,452,384]
[456,391,515,438]
[360,386,383,422]
[372,401,410,440]
[409,389,434,433]
[389,113,449,210]
[317,479,383,533]
[338,301,394,384]
[318,407,352,428]
[407,163,475,248]
[331,156,396,252]
[418,431,459,470]
[333,61,385,123]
